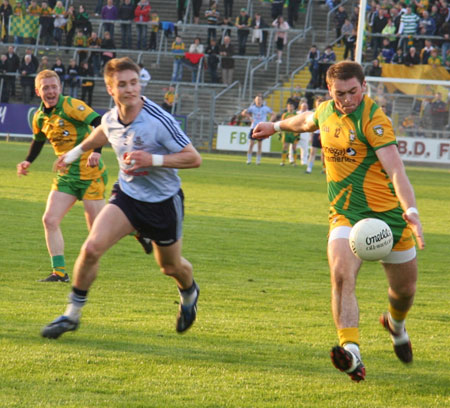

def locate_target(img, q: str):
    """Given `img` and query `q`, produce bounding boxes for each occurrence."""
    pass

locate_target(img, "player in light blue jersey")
[41,57,202,339]
[242,95,276,164]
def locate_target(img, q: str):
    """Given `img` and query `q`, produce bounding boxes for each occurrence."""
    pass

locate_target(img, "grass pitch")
[0,141,449,408]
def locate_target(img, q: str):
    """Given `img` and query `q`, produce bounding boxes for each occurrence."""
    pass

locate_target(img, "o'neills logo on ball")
[365,228,392,245]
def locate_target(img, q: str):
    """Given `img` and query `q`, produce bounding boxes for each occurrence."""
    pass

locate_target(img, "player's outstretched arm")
[56,125,108,169]
[253,111,317,140]
[376,144,425,249]
[125,144,202,171]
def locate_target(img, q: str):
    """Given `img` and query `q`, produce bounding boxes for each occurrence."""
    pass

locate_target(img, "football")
[349,218,394,261]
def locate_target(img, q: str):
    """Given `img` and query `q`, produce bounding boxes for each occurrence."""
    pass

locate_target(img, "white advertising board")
[216,125,272,152]
[397,137,450,165]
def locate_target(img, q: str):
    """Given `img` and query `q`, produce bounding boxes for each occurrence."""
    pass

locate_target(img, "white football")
[349,218,393,261]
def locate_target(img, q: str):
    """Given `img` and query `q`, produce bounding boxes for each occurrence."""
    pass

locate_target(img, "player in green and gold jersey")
[253,61,425,382]
[17,70,107,282]
[279,101,299,166]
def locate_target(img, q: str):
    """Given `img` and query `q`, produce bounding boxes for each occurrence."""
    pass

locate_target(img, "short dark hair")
[326,61,365,86]
[104,57,140,86]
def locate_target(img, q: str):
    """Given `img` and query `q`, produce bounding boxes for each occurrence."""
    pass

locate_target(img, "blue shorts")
[109,183,184,247]
[248,128,260,141]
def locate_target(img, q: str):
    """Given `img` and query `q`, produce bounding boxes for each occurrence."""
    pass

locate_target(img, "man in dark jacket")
[19,54,37,104]
[5,46,19,98]
[118,0,135,49]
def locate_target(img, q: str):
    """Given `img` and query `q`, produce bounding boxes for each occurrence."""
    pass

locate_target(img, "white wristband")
[406,207,419,216]
[63,144,84,164]
[274,121,282,132]
[152,154,164,167]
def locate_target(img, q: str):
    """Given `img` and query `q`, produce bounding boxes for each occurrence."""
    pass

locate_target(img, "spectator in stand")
[334,6,348,45]
[287,0,300,28]
[73,29,88,64]
[27,0,40,16]
[370,7,388,59]
[252,12,269,58]
[79,60,94,106]
[440,20,450,61]
[0,54,9,102]
[5,46,19,98]
[391,47,406,64]
[177,0,186,24]
[189,36,204,54]
[171,35,185,82]
[345,29,357,61]
[420,39,434,64]
[307,44,320,88]
[21,48,39,72]
[220,35,234,85]
[186,37,204,82]
[221,16,234,39]
[139,62,151,89]
[419,10,436,36]
[205,0,219,44]
[162,85,176,113]
[223,0,233,19]
[102,0,118,38]
[404,46,420,66]
[382,18,397,50]
[64,6,76,48]
[192,0,202,24]
[100,31,116,67]
[118,0,134,49]
[273,15,289,64]
[398,6,420,52]
[19,54,36,104]
[205,37,220,83]
[53,1,66,48]
[445,49,450,72]
[38,55,50,72]
[428,48,443,67]
[134,0,151,50]
[389,8,401,46]
[75,5,92,36]
[271,0,284,20]
[350,5,359,30]
[65,59,80,98]
[379,38,395,63]
[149,11,160,50]
[39,1,55,46]
[318,45,335,88]
[88,31,102,76]
[431,92,449,135]
[235,8,251,55]
[341,18,354,59]
[12,0,24,44]
[52,57,65,91]
[0,0,12,43]
[366,59,382,76]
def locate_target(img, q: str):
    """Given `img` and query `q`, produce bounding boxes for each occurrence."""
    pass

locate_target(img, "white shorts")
[328,226,416,264]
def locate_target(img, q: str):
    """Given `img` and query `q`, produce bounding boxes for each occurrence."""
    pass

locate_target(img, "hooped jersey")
[313,95,399,215]
[32,95,105,180]
[281,111,299,137]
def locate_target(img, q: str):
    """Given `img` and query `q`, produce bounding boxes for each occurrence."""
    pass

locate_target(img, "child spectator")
[79,60,94,106]
[171,35,185,82]
[73,29,88,63]
[162,85,176,113]
[101,31,116,67]
[53,1,66,47]
[149,11,160,50]
[379,38,395,63]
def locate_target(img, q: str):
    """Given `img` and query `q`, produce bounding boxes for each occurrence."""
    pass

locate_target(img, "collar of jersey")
[39,94,64,114]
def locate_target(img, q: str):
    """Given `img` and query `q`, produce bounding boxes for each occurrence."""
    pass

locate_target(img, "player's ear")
[105,84,113,97]
[35,87,40,98]
[362,81,367,93]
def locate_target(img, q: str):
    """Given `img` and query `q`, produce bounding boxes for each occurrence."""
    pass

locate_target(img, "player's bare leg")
[256,140,263,164]
[41,204,134,339]
[328,238,366,381]
[40,190,77,282]
[153,240,199,333]
[82,199,105,230]
[247,139,255,164]
[380,258,417,363]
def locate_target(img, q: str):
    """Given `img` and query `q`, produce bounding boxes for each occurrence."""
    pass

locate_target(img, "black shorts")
[312,132,322,148]
[109,182,184,247]
[248,128,260,141]
[276,38,284,51]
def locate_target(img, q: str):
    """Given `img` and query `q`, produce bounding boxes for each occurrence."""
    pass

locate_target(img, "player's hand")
[53,155,68,172]
[123,151,152,172]
[17,161,30,176]
[402,212,425,250]
[87,152,101,167]
[252,122,276,140]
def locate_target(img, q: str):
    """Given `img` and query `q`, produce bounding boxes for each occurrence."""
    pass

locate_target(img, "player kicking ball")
[41,57,202,338]
[253,61,425,382]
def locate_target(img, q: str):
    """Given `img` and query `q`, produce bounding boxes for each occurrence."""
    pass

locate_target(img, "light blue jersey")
[102,96,191,203]
[247,104,273,129]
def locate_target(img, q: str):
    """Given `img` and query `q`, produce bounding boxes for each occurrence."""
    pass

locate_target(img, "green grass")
[0,141,449,408]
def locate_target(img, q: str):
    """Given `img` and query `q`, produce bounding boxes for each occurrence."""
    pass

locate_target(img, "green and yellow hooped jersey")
[281,111,299,138]
[32,95,105,181]
[313,95,399,216]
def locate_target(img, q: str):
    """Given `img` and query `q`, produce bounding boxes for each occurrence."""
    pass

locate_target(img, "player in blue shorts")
[41,57,202,339]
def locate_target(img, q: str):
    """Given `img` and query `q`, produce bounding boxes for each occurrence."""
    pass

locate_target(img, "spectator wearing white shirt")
[139,63,151,89]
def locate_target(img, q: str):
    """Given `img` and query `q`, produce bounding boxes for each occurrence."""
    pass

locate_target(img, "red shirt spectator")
[134,0,151,22]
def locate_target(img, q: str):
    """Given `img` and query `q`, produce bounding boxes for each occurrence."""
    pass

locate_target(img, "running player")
[41,57,202,339]
[252,61,425,382]
[16,70,107,282]
[242,95,276,165]
[279,100,299,166]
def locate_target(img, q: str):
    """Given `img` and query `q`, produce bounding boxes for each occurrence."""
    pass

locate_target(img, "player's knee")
[81,239,103,262]
[42,212,60,231]
[392,282,416,299]
[159,263,178,277]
